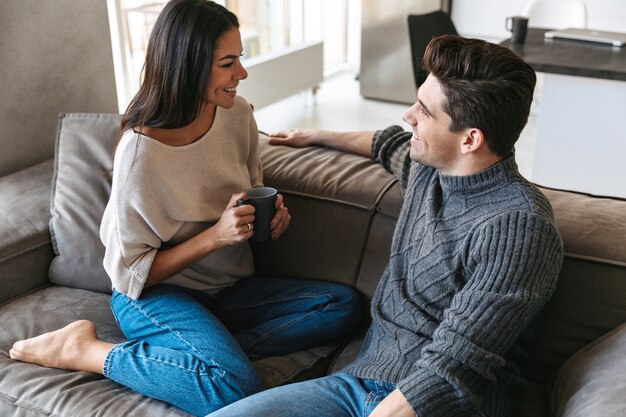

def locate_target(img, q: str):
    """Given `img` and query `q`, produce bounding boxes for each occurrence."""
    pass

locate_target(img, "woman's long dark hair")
[118,0,238,142]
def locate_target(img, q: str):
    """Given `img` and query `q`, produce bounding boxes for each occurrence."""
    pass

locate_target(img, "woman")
[9,1,360,415]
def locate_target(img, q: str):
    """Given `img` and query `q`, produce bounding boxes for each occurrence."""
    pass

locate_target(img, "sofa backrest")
[252,136,402,299]
[521,188,626,381]
[0,0,118,177]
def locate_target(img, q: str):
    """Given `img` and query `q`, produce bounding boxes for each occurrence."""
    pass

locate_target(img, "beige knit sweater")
[100,96,263,299]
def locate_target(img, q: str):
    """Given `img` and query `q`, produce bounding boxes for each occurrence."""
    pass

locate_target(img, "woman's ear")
[460,128,485,154]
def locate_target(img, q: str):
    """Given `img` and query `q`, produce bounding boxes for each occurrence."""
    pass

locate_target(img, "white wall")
[586,0,626,32]
[452,0,626,42]
[0,0,118,176]
[237,42,324,109]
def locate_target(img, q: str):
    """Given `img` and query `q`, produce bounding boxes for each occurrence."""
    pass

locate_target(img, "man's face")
[403,74,463,173]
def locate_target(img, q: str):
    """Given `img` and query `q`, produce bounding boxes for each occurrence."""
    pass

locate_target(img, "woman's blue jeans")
[206,373,396,417]
[103,277,360,416]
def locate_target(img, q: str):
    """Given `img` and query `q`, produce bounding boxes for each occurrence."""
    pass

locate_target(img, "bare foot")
[9,320,113,374]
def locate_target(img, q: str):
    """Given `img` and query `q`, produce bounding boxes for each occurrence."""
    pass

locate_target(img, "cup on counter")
[236,187,278,242]
[506,16,529,44]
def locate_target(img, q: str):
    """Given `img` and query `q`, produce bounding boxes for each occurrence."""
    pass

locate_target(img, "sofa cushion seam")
[276,190,376,211]
[351,177,400,287]
[564,251,626,267]
[0,239,52,263]
[0,389,58,416]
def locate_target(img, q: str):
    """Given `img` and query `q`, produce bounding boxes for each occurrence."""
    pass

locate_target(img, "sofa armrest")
[550,322,626,416]
[0,160,55,305]
[520,187,626,382]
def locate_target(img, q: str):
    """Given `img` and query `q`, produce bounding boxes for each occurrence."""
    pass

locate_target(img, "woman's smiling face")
[206,27,248,109]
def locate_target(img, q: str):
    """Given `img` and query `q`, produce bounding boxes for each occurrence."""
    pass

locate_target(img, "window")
[107,0,354,111]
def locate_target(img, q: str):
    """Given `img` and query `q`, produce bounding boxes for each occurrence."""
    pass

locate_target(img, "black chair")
[408,10,458,89]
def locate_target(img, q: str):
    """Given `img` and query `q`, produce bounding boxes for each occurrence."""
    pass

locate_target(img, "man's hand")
[369,389,415,417]
[268,129,321,148]
[268,128,375,158]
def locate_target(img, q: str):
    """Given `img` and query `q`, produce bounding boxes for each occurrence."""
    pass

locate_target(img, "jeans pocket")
[361,379,396,417]
[362,391,385,417]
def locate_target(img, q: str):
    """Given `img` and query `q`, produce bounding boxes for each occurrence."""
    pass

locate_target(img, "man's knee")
[326,284,362,332]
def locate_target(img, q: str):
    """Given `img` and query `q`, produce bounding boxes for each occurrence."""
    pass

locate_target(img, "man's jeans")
[207,373,397,417]
[103,277,360,416]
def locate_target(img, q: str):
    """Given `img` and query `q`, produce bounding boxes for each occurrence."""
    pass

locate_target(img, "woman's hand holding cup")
[270,193,291,240]
[212,192,255,248]
[236,187,290,242]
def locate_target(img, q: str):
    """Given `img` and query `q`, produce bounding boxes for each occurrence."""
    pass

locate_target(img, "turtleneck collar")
[438,154,519,194]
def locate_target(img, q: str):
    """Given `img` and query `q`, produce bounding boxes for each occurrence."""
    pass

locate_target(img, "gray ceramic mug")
[236,187,278,242]
[506,16,529,44]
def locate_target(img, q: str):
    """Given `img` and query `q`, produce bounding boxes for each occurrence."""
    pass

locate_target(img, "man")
[209,34,563,417]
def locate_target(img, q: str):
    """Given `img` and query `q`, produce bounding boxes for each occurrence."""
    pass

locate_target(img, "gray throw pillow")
[49,113,121,292]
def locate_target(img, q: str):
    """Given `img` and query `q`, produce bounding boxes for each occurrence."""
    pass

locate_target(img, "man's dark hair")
[423,34,536,157]
[120,0,239,135]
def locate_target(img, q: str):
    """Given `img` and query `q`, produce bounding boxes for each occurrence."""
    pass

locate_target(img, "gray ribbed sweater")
[343,126,563,416]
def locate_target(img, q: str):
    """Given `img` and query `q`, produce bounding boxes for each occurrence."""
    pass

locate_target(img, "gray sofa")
[0,113,625,417]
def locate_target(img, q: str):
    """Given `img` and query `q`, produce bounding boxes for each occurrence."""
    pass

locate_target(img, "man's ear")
[460,128,485,154]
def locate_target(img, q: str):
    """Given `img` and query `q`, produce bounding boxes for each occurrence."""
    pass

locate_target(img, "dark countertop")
[500,28,626,81]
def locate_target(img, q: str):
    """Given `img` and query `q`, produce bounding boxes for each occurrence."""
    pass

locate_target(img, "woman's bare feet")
[9,320,114,374]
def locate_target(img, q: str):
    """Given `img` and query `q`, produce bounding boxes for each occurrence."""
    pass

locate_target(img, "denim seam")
[362,391,380,417]
[241,294,335,350]
[102,344,118,378]
[122,296,225,379]
[359,378,395,417]
[372,379,395,395]
[114,345,214,376]
[213,293,334,312]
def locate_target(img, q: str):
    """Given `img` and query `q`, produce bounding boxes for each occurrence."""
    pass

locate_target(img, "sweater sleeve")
[371,125,412,192]
[396,211,563,416]
[100,138,176,300]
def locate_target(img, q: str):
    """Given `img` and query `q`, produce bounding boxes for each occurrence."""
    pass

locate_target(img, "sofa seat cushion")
[0,354,192,417]
[0,286,338,417]
[0,160,55,304]
[551,322,626,417]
